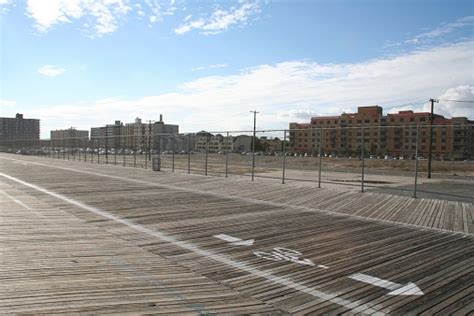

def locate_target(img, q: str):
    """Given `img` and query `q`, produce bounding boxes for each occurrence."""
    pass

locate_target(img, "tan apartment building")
[289,106,474,159]
[195,132,233,153]
[91,115,179,152]
[91,120,125,148]
[51,127,89,147]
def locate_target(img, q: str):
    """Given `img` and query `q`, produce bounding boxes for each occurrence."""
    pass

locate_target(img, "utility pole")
[427,98,439,179]
[250,110,259,181]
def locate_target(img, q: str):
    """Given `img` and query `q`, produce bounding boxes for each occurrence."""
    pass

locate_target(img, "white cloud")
[24,0,183,36]
[0,99,16,107]
[22,0,258,36]
[407,15,474,44]
[146,0,177,23]
[0,99,17,116]
[37,65,66,77]
[30,41,473,137]
[0,0,13,14]
[191,63,228,71]
[428,85,474,118]
[175,1,260,35]
[26,0,132,37]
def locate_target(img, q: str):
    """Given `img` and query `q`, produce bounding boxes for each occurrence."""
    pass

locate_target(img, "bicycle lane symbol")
[253,247,329,269]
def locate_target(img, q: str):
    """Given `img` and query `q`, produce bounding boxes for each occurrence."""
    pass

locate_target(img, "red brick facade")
[289,106,474,159]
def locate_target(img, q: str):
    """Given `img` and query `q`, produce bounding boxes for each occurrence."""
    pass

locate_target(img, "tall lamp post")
[427,98,439,179]
[250,110,259,181]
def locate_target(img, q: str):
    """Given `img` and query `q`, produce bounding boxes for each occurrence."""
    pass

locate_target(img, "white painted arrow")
[349,273,424,296]
[214,234,254,246]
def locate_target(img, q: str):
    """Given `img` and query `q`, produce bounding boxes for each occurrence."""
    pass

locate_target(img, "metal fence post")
[251,133,256,182]
[133,144,136,167]
[114,137,117,165]
[225,131,229,178]
[205,135,209,175]
[361,125,365,193]
[414,124,420,198]
[106,136,109,165]
[282,129,287,184]
[97,140,100,164]
[318,128,322,188]
[187,134,191,174]
[122,138,126,167]
[145,135,148,169]
[172,135,175,173]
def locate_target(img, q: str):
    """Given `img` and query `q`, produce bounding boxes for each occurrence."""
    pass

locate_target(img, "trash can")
[152,157,161,171]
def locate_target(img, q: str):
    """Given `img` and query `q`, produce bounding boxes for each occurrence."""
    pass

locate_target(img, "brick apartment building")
[51,127,89,147]
[0,113,40,141]
[289,106,474,160]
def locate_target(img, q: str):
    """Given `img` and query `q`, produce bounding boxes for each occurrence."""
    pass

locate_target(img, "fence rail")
[1,125,473,202]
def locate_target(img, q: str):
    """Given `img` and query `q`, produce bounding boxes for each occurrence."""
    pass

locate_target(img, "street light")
[428,98,439,179]
[250,110,259,181]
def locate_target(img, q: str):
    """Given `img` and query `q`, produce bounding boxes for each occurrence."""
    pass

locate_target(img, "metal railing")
[1,124,472,202]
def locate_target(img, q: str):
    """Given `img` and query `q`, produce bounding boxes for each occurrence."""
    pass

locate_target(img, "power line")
[438,99,474,103]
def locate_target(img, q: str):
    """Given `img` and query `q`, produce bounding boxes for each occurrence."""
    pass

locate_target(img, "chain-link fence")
[1,124,473,202]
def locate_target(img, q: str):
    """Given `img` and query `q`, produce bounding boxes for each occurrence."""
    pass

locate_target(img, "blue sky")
[1,0,473,137]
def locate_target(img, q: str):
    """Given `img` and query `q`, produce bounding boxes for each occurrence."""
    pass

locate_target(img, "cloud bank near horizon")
[8,40,474,137]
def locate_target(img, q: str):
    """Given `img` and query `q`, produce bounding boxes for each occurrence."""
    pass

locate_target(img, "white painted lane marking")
[349,273,423,296]
[1,190,33,210]
[214,234,254,246]
[254,247,319,267]
[0,188,54,222]
[0,172,384,315]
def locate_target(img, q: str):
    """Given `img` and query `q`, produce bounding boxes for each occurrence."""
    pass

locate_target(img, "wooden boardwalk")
[1,153,473,315]
[0,180,278,314]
